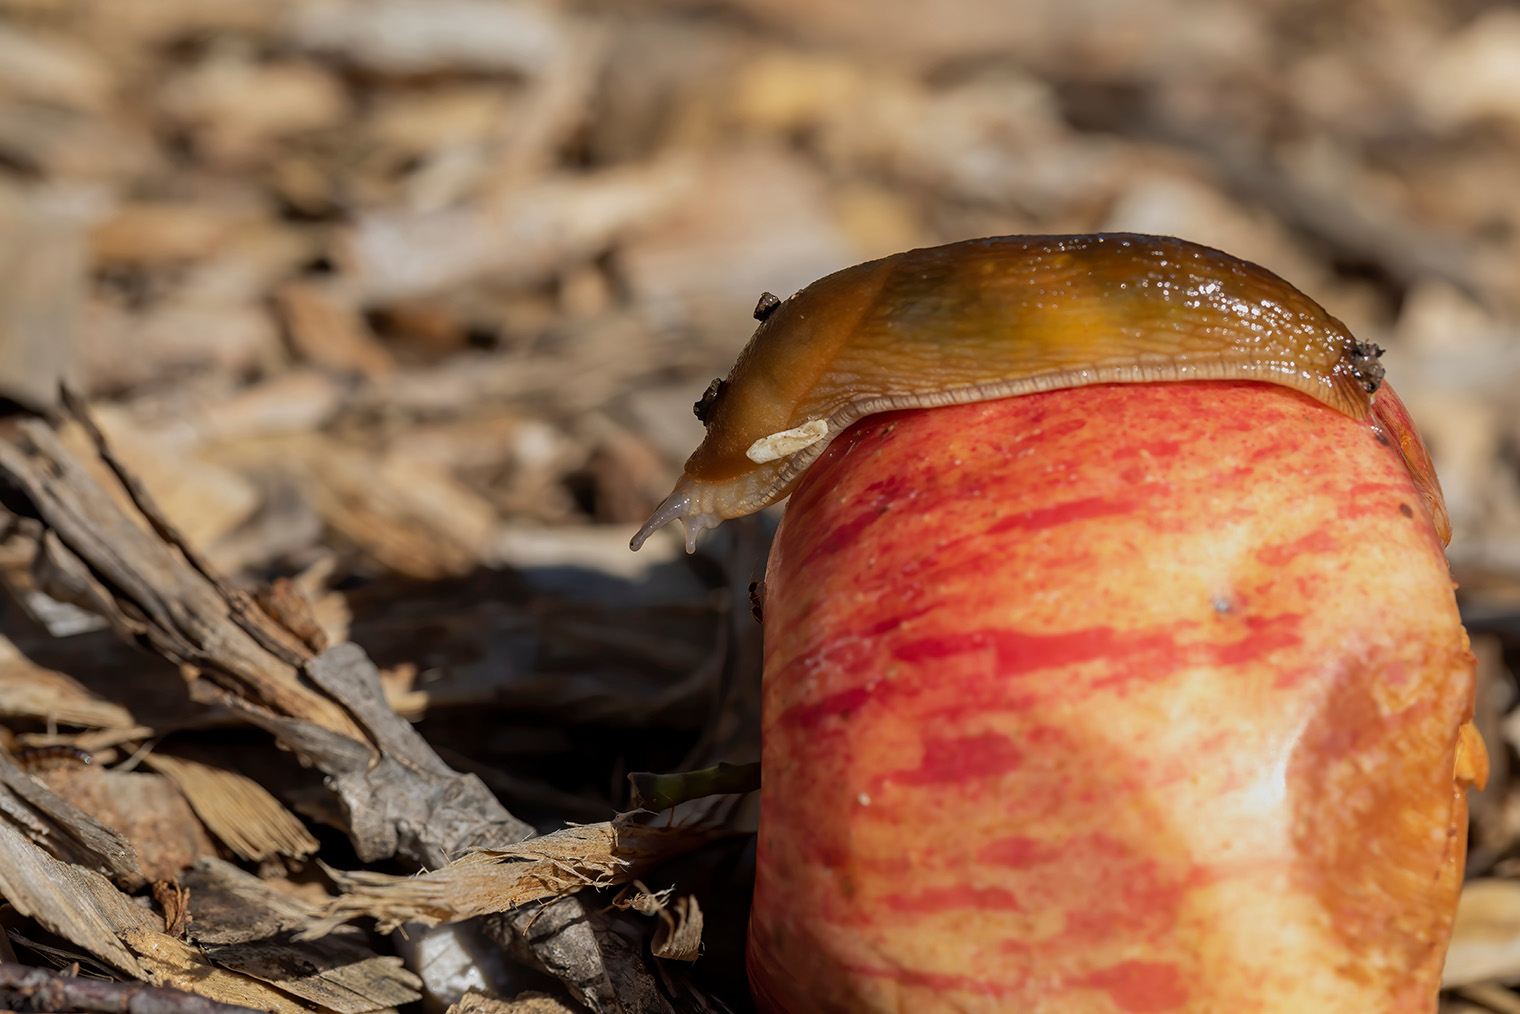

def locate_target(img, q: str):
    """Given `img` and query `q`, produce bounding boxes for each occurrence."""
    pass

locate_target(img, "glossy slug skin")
[631,233,1389,552]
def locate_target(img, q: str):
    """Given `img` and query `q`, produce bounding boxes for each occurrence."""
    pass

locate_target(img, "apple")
[748,380,1484,1013]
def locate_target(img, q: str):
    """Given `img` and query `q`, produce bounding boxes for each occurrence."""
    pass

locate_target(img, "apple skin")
[748,381,1482,1014]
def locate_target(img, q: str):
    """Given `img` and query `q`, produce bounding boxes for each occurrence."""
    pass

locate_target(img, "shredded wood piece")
[308,817,720,935]
[651,895,703,963]
[144,753,318,861]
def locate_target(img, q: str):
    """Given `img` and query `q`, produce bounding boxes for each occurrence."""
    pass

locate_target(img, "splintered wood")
[142,754,318,863]
[310,818,719,934]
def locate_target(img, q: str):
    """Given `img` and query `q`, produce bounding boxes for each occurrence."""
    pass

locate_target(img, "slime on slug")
[631,233,1413,554]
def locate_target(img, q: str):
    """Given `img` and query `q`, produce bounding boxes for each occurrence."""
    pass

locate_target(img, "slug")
[631,233,1390,552]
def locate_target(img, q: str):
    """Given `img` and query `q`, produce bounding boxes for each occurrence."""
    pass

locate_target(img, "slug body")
[631,233,1389,552]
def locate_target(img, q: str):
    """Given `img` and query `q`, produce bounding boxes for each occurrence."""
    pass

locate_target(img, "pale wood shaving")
[651,895,703,963]
[309,817,718,935]
[144,753,318,862]
[123,930,311,1014]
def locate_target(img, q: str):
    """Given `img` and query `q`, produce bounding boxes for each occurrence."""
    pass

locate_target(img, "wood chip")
[0,820,146,976]
[0,183,91,410]
[1447,879,1520,987]
[343,159,692,301]
[651,895,702,962]
[276,282,396,380]
[183,859,423,1013]
[144,753,318,862]
[449,990,580,1014]
[37,764,215,882]
[309,816,719,934]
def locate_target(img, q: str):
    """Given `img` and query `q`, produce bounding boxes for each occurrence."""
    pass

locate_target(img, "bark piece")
[296,643,534,866]
[181,856,423,1013]
[0,747,143,887]
[36,764,214,882]
[0,820,146,976]
[123,930,310,1014]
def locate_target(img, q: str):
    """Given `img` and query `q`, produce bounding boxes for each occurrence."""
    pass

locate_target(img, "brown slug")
[631,233,1388,552]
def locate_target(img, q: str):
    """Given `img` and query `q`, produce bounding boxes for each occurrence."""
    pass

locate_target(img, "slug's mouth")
[630,458,802,553]
[629,477,723,553]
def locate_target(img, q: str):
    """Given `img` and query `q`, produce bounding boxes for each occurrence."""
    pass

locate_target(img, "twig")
[0,962,264,1014]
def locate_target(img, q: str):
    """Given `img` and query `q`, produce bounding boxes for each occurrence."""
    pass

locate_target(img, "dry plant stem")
[751,381,1479,1013]
[0,963,264,1014]
[627,761,761,811]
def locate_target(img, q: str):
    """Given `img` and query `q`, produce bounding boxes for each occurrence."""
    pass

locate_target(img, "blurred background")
[1,0,1520,1011]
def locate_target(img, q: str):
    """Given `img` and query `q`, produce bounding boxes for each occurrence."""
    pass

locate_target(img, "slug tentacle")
[632,232,1397,553]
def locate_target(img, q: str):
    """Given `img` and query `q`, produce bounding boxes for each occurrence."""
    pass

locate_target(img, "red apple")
[748,380,1483,1013]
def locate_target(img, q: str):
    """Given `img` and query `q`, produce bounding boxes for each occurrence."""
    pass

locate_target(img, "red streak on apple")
[749,381,1481,1013]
